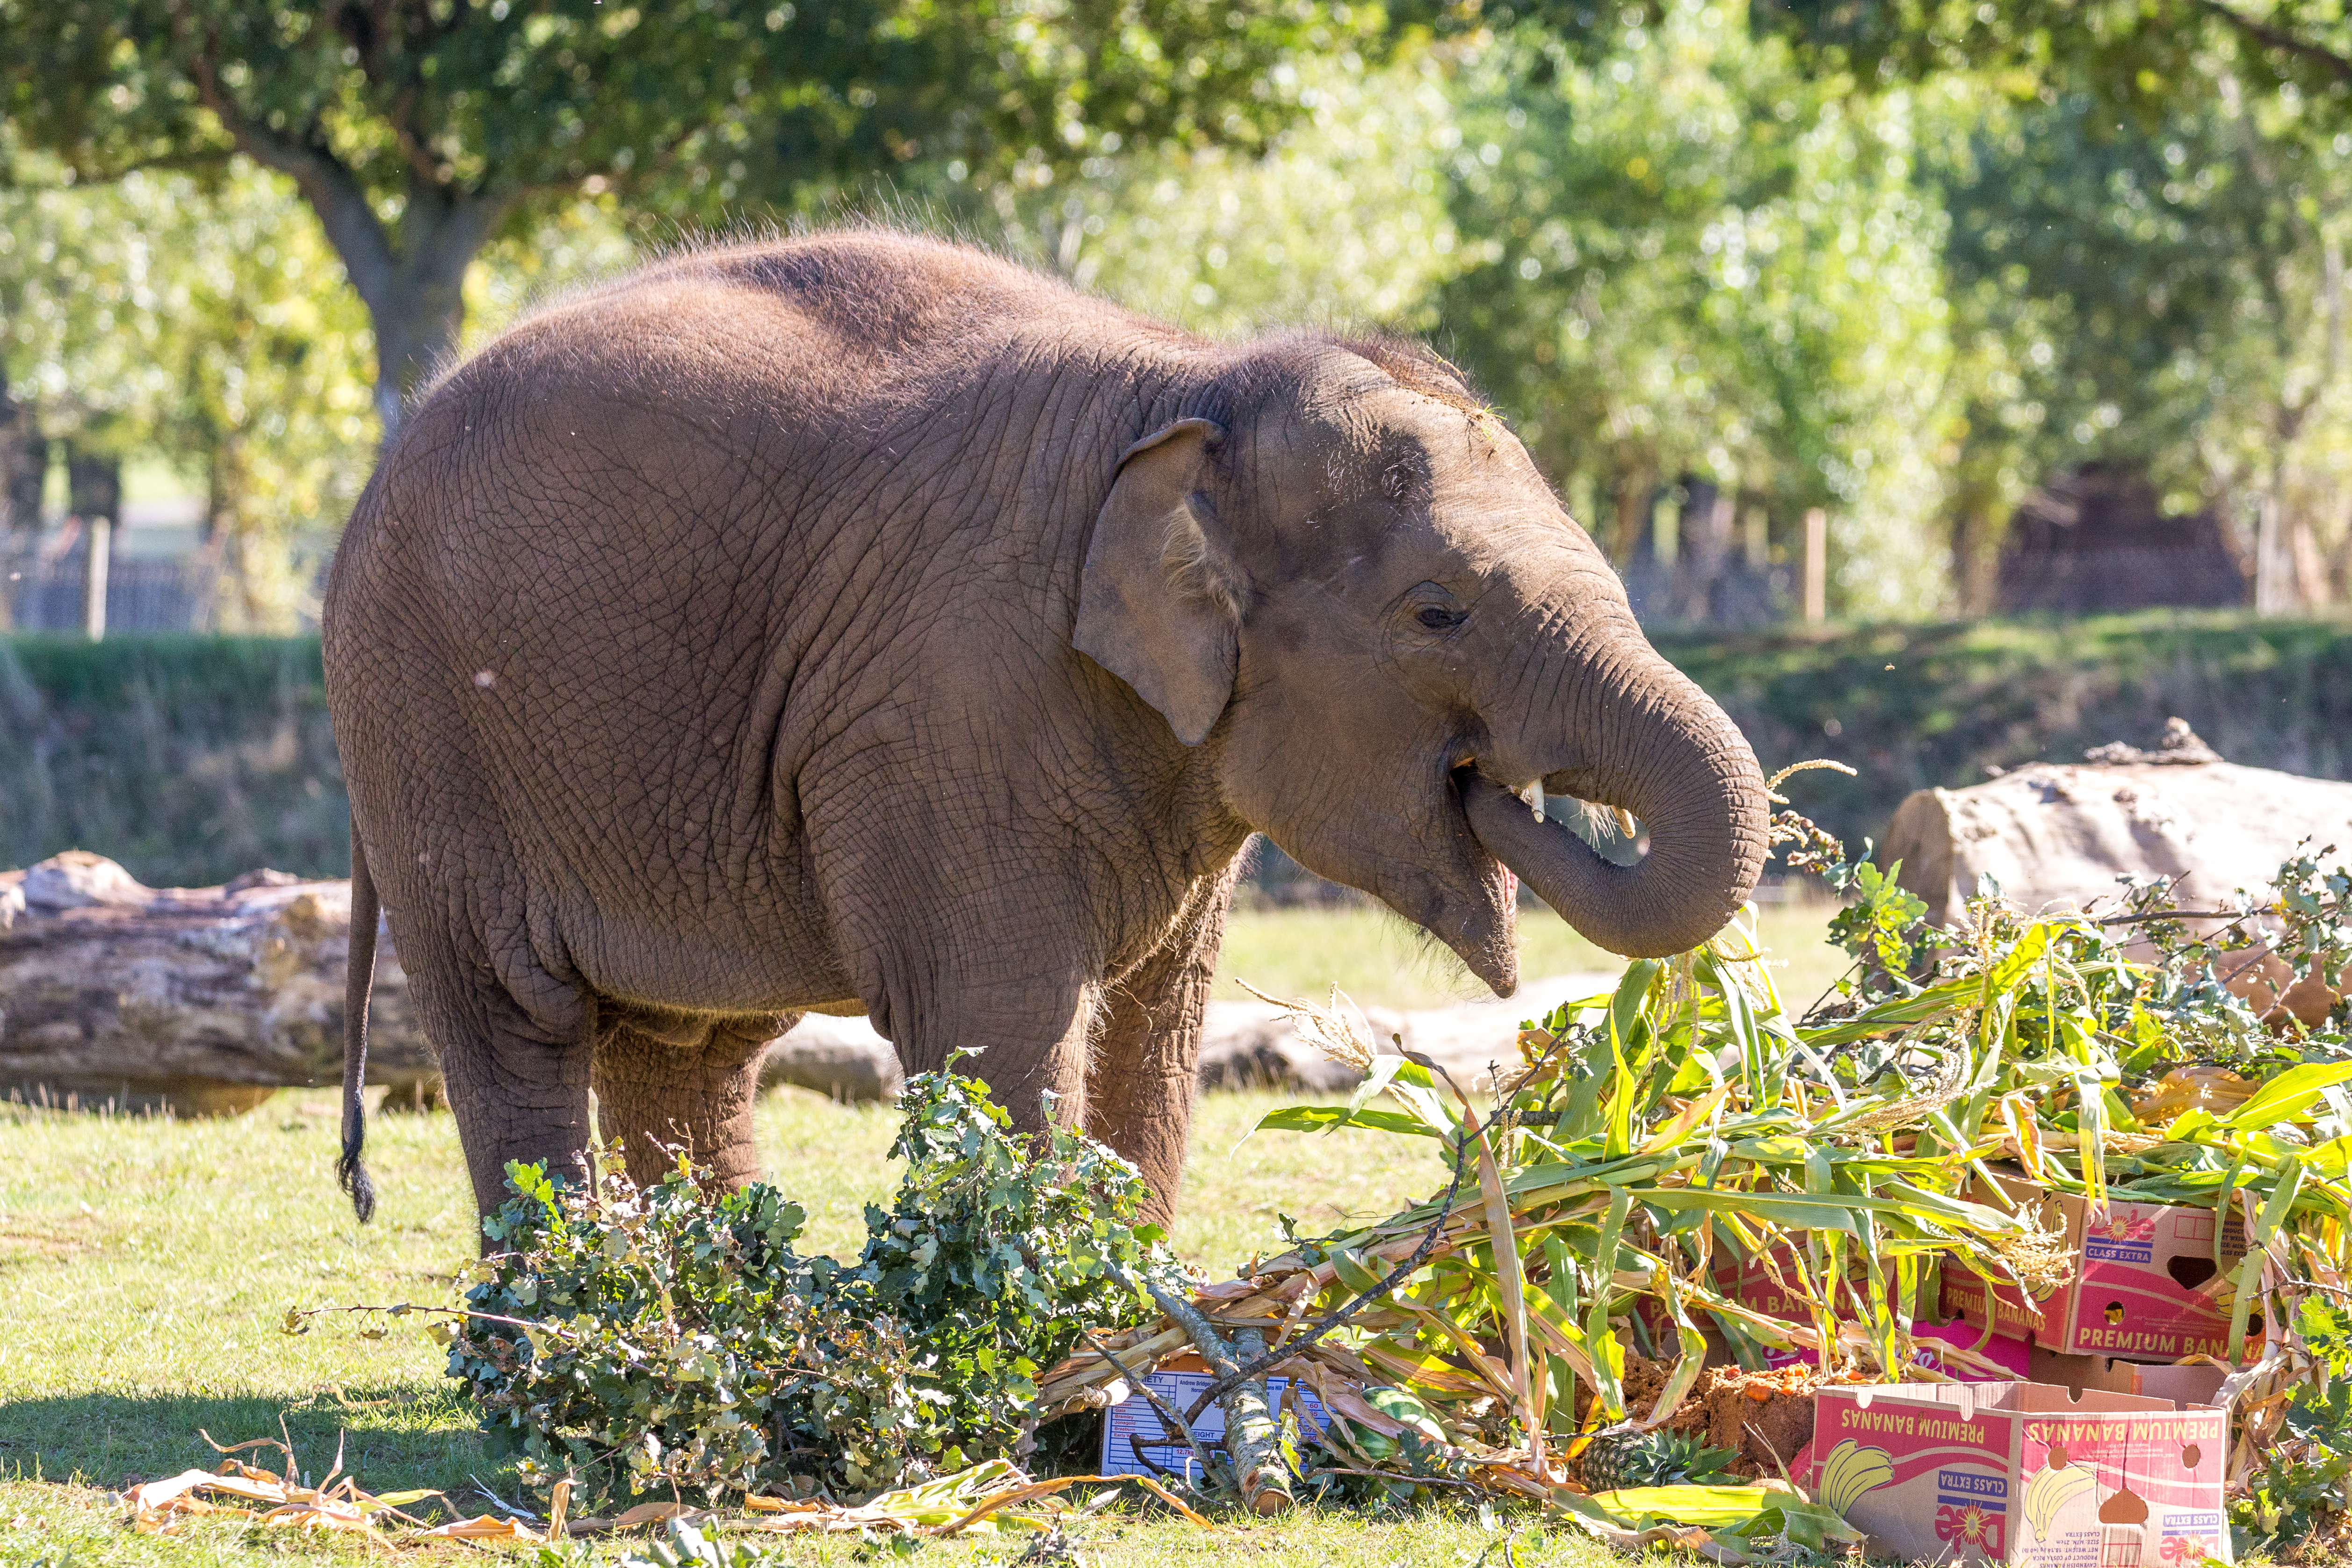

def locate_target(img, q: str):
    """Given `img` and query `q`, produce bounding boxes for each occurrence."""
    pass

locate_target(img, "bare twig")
[1078,1328,1224,1495]
[1228,1327,1295,1512]
[1146,1286,1290,1514]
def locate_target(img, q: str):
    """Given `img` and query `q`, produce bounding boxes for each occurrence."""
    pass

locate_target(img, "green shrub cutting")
[445,1059,1173,1506]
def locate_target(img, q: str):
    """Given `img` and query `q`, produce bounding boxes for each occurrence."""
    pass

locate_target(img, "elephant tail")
[340,830,380,1223]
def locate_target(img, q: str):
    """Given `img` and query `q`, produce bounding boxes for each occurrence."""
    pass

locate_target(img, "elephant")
[322,230,1769,1234]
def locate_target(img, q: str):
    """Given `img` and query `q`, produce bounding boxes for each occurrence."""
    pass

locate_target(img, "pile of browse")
[1036,819,2352,1558]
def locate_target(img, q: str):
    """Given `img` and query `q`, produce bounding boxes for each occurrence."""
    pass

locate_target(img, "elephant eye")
[1416,605,1466,631]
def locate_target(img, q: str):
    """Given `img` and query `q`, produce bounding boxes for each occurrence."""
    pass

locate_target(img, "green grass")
[1216,899,1850,1015]
[0,1086,1574,1565]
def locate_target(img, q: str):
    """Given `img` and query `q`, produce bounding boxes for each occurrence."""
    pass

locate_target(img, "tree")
[1,147,375,626]
[1773,0,2352,608]
[1926,83,2347,606]
[1014,46,1468,336]
[1437,0,1961,618]
[1,0,1346,434]
[1762,0,2352,127]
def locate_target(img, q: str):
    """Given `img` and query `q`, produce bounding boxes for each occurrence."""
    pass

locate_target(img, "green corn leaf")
[1585,1483,1800,1528]
[1603,1016,1640,1161]
[2253,1158,2304,1246]
[1611,960,1661,1048]
[1985,919,2057,997]
[1343,1053,1413,1120]
[2225,1248,2264,1362]
[1583,1185,1634,1418]
[1253,1105,1444,1139]
[2223,1065,2352,1131]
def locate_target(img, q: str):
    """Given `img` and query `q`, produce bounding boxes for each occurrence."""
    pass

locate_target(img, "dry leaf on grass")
[420,1513,544,1541]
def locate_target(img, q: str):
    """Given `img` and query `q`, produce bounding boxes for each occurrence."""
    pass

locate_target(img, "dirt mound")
[1665,1364,1824,1479]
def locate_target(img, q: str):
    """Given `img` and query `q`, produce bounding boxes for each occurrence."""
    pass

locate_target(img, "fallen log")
[0,851,434,1114]
[1,849,1622,1113]
[0,850,875,1115]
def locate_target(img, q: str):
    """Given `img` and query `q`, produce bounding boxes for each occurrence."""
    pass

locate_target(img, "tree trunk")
[1608,467,1654,567]
[0,372,43,533]
[2289,508,2330,609]
[360,188,507,434]
[196,101,507,440]
[0,369,41,635]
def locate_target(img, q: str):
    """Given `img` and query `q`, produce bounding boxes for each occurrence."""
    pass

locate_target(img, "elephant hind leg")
[395,912,596,1233]
[593,1010,790,1192]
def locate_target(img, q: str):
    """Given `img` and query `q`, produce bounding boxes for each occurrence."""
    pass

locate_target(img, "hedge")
[6,611,2348,888]
[1,636,346,888]
[1651,611,2352,856]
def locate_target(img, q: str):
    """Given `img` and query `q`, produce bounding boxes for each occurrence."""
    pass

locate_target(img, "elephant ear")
[1073,418,1245,746]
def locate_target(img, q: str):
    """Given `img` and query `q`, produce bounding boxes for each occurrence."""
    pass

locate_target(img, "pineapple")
[1580,1426,1740,1491]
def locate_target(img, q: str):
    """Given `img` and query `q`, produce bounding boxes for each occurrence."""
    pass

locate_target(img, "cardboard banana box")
[1711,1248,2030,1374]
[1942,1167,2261,1365]
[1804,1380,2229,1567]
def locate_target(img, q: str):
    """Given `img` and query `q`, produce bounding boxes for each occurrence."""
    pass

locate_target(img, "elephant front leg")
[1086,869,1237,1229]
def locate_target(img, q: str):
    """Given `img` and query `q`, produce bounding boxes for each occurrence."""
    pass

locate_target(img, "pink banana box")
[1711,1250,2031,1375]
[1806,1380,2230,1568]
[1942,1168,2258,1364]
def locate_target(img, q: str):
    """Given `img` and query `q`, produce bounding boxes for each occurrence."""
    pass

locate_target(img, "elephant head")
[1075,339,1769,994]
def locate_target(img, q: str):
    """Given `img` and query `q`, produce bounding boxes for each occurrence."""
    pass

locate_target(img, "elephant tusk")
[1517,782,1545,822]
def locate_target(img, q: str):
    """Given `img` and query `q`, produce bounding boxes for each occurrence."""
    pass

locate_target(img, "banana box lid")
[1807,1380,2229,1567]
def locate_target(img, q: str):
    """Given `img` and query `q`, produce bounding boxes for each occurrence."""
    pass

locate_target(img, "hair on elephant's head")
[1073,337,1770,995]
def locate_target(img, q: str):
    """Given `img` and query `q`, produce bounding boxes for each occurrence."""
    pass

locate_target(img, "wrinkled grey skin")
[323,231,1768,1232]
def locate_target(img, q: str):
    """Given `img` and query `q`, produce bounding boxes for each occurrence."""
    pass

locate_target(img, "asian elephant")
[323,230,1769,1232]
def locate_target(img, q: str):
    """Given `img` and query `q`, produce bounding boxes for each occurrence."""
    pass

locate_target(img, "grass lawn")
[0,1086,1611,1565]
[1217,897,1849,1015]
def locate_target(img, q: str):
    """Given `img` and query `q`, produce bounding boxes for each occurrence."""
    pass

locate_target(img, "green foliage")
[449,1062,1172,1507]
[1811,855,1932,978]
[2237,1297,2352,1554]
[1438,0,1958,616]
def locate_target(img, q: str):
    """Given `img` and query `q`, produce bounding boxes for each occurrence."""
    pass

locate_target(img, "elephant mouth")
[1456,764,1753,960]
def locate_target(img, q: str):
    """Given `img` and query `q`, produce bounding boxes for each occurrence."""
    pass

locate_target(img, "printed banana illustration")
[2024,1461,2096,1535]
[1820,1439,1896,1513]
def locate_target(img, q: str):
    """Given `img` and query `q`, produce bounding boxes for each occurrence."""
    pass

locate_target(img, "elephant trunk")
[1462,651,1769,959]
